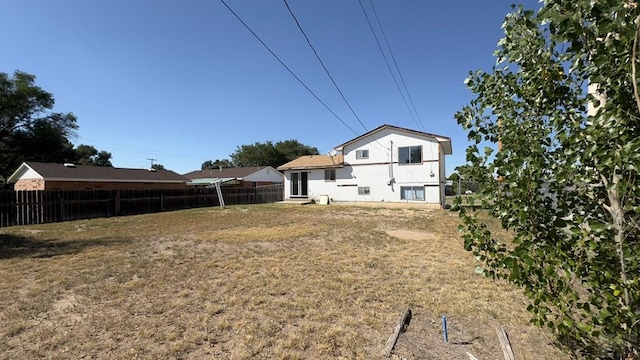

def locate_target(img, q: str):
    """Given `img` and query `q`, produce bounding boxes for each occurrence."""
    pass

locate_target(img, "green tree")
[75,144,98,165]
[151,163,165,171]
[229,139,318,168]
[94,151,113,166]
[230,141,279,167]
[202,159,233,170]
[0,70,78,179]
[273,139,319,165]
[455,2,639,358]
[74,144,113,166]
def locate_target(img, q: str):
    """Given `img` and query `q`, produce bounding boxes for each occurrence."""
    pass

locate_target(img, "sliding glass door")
[290,172,308,197]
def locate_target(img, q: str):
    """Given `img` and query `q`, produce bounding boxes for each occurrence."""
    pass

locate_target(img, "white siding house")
[183,166,283,187]
[277,125,452,207]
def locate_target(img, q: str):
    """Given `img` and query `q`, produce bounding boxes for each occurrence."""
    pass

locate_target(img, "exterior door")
[290,172,308,197]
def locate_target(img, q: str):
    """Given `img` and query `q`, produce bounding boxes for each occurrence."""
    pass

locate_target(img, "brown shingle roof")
[183,166,270,180]
[276,155,344,170]
[10,162,188,183]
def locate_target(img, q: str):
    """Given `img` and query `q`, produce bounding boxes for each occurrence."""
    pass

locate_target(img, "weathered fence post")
[0,186,281,228]
[384,307,412,358]
[496,327,515,360]
[114,189,121,216]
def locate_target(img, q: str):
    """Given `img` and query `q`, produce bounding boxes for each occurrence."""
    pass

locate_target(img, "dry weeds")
[0,204,567,359]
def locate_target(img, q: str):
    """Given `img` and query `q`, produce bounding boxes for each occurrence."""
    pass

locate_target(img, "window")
[398,146,422,164]
[356,149,369,159]
[401,186,425,201]
[358,187,370,195]
[324,169,336,181]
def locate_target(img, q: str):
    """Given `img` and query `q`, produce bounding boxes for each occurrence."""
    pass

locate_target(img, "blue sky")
[1,0,540,175]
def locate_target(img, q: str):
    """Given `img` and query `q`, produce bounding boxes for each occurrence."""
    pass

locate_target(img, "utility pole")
[147,158,157,168]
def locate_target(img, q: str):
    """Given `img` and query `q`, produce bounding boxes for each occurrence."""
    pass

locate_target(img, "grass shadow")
[0,233,128,260]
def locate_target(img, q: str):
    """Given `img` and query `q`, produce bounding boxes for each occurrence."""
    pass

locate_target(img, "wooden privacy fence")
[0,185,283,228]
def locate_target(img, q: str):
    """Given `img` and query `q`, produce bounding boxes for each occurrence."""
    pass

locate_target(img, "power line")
[283,0,369,133]
[218,0,359,137]
[368,0,426,131]
[282,0,393,154]
[358,0,424,132]
[76,137,205,160]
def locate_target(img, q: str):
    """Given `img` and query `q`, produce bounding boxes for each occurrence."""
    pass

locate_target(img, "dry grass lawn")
[0,204,568,359]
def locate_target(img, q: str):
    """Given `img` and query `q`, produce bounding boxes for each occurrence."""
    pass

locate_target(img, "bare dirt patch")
[0,204,566,359]
[386,229,435,241]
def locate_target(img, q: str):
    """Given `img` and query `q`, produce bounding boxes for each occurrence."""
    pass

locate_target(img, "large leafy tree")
[229,139,318,168]
[202,159,233,170]
[0,71,78,179]
[75,144,113,166]
[273,139,319,165]
[455,1,639,358]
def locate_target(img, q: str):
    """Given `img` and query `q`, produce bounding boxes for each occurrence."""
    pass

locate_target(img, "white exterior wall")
[283,128,446,206]
[243,167,284,183]
[338,128,441,204]
[281,169,322,199]
[18,168,43,180]
[439,144,446,206]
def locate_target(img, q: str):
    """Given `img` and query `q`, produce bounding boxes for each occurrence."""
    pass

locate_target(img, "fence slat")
[0,184,283,228]
[0,190,17,227]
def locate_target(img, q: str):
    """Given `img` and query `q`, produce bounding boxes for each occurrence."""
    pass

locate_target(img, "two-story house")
[277,124,452,208]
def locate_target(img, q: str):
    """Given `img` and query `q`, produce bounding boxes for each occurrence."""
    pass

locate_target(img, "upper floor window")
[324,169,336,181]
[398,146,422,164]
[356,149,369,159]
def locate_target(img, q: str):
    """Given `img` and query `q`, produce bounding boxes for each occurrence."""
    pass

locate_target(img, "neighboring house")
[8,162,189,190]
[183,166,283,188]
[277,124,452,208]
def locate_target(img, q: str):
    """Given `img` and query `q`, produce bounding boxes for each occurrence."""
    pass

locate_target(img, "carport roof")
[183,166,272,180]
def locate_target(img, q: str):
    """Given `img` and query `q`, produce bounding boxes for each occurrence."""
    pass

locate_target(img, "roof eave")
[7,162,36,184]
[278,164,344,171]
[439,139,453,155]
[334,124,452,151]
[44,178,187,183]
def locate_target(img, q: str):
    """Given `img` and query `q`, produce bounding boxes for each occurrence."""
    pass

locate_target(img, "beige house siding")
[14,179,45,191]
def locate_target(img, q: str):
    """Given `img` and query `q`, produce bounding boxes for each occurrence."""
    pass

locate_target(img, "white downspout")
[388,140,394,185]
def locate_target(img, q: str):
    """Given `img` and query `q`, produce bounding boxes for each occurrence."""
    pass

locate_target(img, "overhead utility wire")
[283,0,392,154]
[358,0,424,132]
[368,0,425,131]
[77,137,205,161]
[219,0,359,136]
[283,0,369,133]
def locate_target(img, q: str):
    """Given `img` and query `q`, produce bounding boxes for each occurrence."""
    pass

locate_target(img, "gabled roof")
[7,162,188,184]
[183,166,276,180]
[276,155,344,171]
[334,124,452,155]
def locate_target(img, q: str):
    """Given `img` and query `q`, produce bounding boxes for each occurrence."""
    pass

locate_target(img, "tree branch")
[629,215,640,232]
[632,14,640,113]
